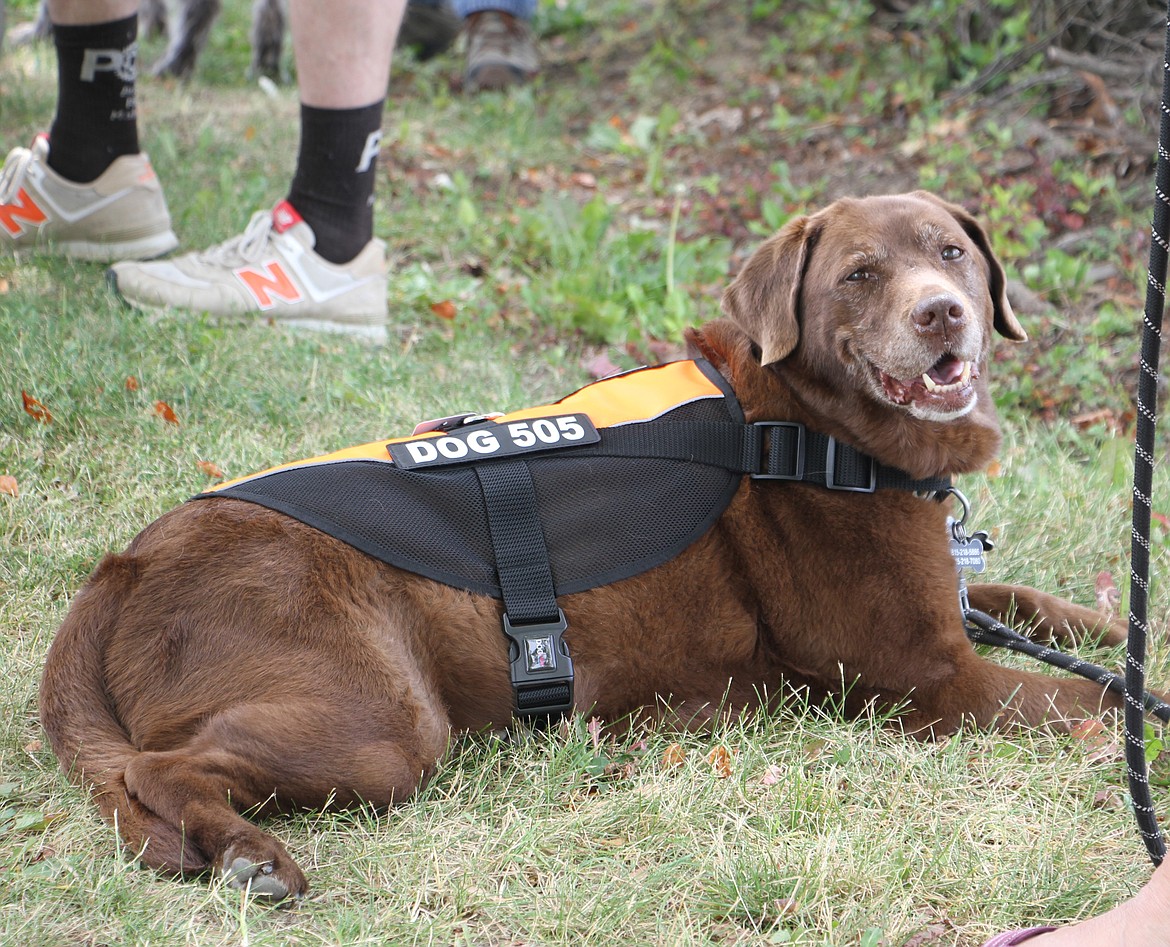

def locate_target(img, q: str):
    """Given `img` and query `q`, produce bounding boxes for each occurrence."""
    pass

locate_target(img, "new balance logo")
[0,188,47,237]
[235,261,304,309]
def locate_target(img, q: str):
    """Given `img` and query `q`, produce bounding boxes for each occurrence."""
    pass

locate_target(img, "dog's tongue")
[879,355,972,406]
[926,355,964,386]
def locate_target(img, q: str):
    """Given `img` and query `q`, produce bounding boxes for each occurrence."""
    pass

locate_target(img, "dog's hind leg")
[965,582,1125,647]
[122,697,449,899]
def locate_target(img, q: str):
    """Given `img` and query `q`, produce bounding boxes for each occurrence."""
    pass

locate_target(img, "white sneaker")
[108,201,389,342]
[0,135,179,262]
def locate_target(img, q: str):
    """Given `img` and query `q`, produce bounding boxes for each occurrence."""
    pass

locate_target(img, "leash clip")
[502,610,574,719]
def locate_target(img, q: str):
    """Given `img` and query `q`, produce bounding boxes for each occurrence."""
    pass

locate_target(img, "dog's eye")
[941,245,965,261]
[844,268,871,283]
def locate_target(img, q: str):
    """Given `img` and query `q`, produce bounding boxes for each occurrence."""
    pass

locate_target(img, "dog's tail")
[38,553,210,876]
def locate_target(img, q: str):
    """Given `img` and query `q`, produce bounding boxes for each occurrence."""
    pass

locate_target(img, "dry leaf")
[0,277,9,294]
[125,375,140,391]
[583,352,621,380]
[154,401,179,425]
[21,390,53,424]
[707,745,734,779]
[901,922,949,946]
[430,300,457,321]
[1092,789,1123,810]
[24,739,42,753]
[661,743,687,769]
[1068,718,1121,763]
[0,475,17,498]
[196,460,225,479]
[759,764,783,786]
[1095,571,1120,619]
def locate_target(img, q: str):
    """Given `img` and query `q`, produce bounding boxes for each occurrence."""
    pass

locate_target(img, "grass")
[4,0,1170,944]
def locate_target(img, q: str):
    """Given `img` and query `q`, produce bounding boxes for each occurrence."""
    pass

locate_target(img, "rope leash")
[962,608,1170,725]
[1125,2,1170,866]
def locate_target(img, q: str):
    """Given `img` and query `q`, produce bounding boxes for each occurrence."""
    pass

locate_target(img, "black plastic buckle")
[502,609,574,719]
[825,437,877,492]
[751,422,806,480]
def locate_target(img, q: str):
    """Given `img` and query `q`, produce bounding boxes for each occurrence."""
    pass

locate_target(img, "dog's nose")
[911,294,965,333]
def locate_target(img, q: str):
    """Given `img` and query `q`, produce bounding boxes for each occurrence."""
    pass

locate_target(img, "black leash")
[962,608,1170,725]
[1125,2,1170,867]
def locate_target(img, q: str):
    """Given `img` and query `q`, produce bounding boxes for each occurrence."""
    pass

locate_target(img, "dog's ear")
[910,190,1027,343]
[720,215,819,366]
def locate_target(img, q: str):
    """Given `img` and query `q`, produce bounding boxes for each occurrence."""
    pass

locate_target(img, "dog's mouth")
[871,354,979,420]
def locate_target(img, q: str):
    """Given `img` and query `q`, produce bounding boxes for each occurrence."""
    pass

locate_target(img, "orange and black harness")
[197,359,952,720]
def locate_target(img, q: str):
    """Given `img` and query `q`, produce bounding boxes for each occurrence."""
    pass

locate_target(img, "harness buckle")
[751,421,806,480]
[502,609,574,719]
[825,437,877,492]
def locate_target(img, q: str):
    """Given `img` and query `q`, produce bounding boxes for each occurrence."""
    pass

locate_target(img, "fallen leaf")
[125,375,140,391]
[154,401,179,425]
[1095,571,1120,618]
[901,922,949,946]
[0,475,17,498]
[984,460,1002,478]
[196,460,224,479]
[707,745,734,779]
[1069,718,1107,743]
[23,739,42,753]
[21,390,53,424]
[0,277,9,294]
[430,300,457,321]
[1068,718,1121,763]
[582,352,621,380]
[765,898,800,919]
[1092,789,1123,810]
[587,716,604,754]
[759,764,783,786]
[661,743,687,769]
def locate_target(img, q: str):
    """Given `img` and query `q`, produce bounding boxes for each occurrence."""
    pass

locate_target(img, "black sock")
[48,15,141,183]
[285,101,384,265]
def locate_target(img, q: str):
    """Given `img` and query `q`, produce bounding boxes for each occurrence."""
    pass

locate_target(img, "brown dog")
[40,191,1128,900]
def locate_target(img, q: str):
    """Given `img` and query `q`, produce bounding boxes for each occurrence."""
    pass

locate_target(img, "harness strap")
[468,418,948,723]
[567,421,952,496]
[474,461,573,720]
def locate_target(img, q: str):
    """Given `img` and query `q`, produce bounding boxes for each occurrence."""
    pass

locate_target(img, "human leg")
[0,0,178,260]
[108,0,407,339]
[982,859,1170,946]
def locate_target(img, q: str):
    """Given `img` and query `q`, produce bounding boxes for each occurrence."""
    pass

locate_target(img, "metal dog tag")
[949,535,987,574]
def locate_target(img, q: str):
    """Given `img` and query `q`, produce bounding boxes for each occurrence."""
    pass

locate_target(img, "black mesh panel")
[201,369,743,598]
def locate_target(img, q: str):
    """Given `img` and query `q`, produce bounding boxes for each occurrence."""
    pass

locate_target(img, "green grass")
[4,1,1170,944]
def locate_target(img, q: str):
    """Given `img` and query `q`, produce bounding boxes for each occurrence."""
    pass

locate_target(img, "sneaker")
[0,136,179,262]
[107,201,389,342]
[463,11,539,93]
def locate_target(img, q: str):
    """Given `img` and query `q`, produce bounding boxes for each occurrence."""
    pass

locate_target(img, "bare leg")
[288,0,406,108]
[46,0,137,24]
[1023,859,1170,946]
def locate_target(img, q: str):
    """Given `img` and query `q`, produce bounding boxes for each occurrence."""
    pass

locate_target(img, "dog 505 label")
[387,414,600,469]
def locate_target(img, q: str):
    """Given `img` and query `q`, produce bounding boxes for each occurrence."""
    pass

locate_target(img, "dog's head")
[699,191,1025,475]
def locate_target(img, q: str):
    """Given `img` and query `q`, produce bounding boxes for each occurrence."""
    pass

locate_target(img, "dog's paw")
[222,849,307,901]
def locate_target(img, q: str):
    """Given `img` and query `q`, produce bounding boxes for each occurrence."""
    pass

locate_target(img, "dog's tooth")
[923,373,938,391]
